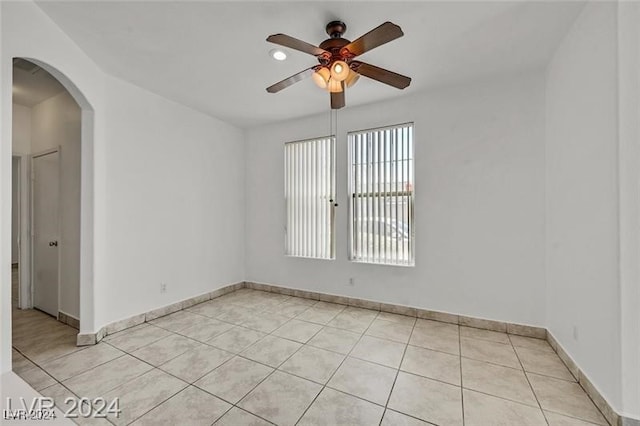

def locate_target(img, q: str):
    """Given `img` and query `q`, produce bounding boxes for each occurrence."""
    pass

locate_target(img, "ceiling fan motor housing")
[326,21,347,38]
[319,21,352,67]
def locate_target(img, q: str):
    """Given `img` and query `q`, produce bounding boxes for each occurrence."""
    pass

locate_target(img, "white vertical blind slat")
[308,139,312,257]
[368,133,372,262]
[400,128,405,263]
[373,132,384,262]
[392,128,397,265]
[298,142,303,256]
[320,138,325,258]
[382,129,387,264]
[324,138,329,258]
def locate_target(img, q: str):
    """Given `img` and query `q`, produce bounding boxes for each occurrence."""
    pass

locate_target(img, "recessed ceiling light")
[269,49,287,61]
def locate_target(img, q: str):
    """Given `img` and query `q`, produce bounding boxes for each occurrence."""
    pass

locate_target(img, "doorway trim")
[12,153,30,310]
[29,147,61,318]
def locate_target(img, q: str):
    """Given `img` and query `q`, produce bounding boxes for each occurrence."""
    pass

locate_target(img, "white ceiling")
[36,1,584,128]
[13,59,66,107]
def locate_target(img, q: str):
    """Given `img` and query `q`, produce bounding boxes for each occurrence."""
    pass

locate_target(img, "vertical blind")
[348,123,415,266]
[284,136,336,259]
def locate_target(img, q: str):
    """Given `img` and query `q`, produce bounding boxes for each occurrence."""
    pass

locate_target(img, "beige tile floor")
[11,279,610,425]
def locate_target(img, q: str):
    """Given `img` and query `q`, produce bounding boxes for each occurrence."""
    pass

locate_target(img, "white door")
[32,150,60,317]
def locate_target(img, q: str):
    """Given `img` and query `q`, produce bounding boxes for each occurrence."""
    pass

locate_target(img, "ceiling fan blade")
[341,22,404,57]
[267,34,329,57]
[350,61,411,89]
[266,67,315,93]
[331,84,345,109]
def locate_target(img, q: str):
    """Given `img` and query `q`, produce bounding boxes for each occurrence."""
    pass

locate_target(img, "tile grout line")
[11,346,60,392]
[13,335,90,366]
[126,333,213,368]
[121,381,190,425]
[509,333,550,426]
[542,409,610,426]
[49,351,130,390]
[215,406,277,425]
[40,380,119,426]
[458,387,551,411]
[378,314,418,426]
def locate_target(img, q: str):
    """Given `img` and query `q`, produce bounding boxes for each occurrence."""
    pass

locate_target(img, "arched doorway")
[9,57,95,382]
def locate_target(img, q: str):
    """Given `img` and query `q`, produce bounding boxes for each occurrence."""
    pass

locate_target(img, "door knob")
[48,241,58,247]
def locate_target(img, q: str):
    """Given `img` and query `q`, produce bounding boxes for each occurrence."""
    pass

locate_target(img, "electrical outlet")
[573,325,579,341]
[348,277,355,286]
[160,283,167,294]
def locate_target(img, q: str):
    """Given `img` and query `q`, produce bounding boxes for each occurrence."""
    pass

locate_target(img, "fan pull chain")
[329,108,339,140]
[329,108,339,210]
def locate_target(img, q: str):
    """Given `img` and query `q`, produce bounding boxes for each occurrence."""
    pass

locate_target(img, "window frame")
[347,122,415,266]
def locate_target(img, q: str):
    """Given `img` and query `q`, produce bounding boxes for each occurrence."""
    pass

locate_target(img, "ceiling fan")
[266,20,412,109]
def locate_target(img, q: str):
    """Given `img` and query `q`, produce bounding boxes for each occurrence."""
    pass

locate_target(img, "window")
[348,123,414,266]
[284,136,336,259]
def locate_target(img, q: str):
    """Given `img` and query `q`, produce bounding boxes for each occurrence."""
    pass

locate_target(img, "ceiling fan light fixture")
[345,69,360,88]
[331,61,349,82]
[312,67,331,89]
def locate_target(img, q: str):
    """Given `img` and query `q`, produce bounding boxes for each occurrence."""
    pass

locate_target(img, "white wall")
[545,2,624,415]
[11,103,31,265]
[246,71,546,327]
[0,1,246,373]
[97,74,245,326]
[616,1,640,419]
[31,91,81,319]
[12,103,31,154]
